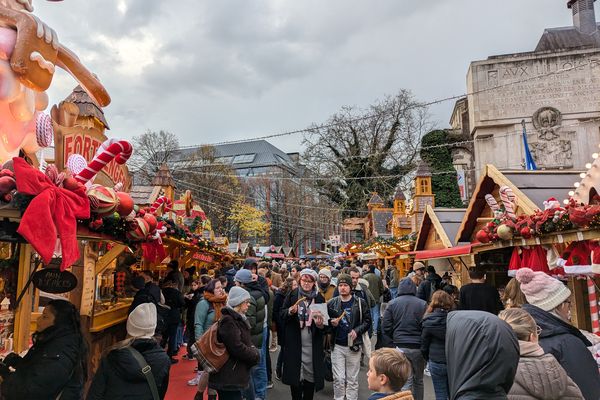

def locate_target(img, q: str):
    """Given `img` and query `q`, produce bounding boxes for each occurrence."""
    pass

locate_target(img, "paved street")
[267,349,435,400]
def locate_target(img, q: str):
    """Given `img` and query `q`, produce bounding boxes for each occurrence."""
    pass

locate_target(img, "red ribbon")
[13,158,90,271]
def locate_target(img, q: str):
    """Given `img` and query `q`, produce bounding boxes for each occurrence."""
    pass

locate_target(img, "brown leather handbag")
[190,320,229,373]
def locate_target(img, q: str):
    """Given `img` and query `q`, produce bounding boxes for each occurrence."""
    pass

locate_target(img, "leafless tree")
[129,130,181,184]
[303,90,432,216]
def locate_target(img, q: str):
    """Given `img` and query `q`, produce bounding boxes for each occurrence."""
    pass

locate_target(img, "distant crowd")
[0,258,599,400]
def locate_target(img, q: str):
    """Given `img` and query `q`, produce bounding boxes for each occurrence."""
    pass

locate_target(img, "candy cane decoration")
[485,194,500,212]
[74,139,132,184]
[500,186,517,220]
[150,196,173,214]
[66,154,87,175]
[588,277,600,334]
[36,113,53,147]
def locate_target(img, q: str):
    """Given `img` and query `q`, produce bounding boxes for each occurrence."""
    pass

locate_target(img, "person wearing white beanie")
[318,268,336,301]
[517,268,600,399]
[87,302,172,399]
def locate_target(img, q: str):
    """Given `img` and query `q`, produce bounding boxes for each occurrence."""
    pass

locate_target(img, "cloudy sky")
[34,0,579,153]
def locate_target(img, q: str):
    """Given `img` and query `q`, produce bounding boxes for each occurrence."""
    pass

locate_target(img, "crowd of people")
[1,257,599,400]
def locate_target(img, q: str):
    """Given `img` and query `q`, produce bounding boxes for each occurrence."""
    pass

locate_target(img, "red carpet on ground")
[165,347,205,400]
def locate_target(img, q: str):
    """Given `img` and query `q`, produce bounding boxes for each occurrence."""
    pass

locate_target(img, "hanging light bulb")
[593,153,599,159]
[580,172,587,178]
[586,163,593,169]
[563,199,569,205]
[569,191,575,196]
[575,182,580,188]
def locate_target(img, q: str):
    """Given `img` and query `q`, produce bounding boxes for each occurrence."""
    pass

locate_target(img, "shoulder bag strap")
[126,346,160,400]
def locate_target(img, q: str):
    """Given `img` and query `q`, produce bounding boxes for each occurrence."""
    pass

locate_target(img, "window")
[420,179,429,194]
[215,156,233,164]
[232,154,256,164]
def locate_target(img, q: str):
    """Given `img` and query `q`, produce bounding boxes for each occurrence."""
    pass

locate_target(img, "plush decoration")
[543,197,561,210]
[87,185,118,217]
[128,217,149,241]
[13,157,90,271]
[475,229,490,244]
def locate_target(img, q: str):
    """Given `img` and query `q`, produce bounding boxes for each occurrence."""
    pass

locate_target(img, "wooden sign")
[32,269,78,294]
[192,253,213,263]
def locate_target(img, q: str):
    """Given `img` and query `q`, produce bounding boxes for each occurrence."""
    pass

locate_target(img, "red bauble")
[486,221,495,229]
[520,226,532,239]
[475,229,490,243]
[87,185,118,217]
[63,177,82,191]
[138,208,146,217]
[143,213,158,232]
[128,217,150,241]
[116,192,134,217]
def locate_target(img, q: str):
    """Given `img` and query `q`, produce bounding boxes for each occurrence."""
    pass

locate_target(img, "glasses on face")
[300,278,313,284]
[535,325,542,336]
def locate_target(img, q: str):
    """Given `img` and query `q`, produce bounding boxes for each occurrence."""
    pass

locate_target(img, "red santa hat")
[560,241,592,275]
[591,241,600,275]
[543,197,561,210]
[507,247,522,277]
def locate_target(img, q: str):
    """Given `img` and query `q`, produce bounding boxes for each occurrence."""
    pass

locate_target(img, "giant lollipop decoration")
[74,139,132,184]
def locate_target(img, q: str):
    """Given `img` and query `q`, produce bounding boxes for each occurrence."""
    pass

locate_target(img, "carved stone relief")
[529,107,573,168]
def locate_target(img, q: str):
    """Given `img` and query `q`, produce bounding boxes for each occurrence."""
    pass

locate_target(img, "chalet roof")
[63,85,109,129]
[368,193,384,206]
[455,165,581,243]
[415,206,466,250]
[394,187,406,200]
[129,185,161,206]
[152,164,175,187]
[372,209,393,235]
[415,162,432,177]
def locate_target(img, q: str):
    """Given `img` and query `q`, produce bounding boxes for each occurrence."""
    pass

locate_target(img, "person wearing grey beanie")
[227,286,252,309]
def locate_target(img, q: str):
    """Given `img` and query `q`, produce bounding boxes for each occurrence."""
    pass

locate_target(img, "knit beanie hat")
[127,303,157,339]
[227,286,252,308]
[300,268,318,282]
[318,268,332,280]
[234,269,253,284]
[337,274,352,287]
[515,268,571,311]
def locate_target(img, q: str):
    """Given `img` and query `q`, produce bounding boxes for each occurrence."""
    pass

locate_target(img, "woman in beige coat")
[499,308,583,400]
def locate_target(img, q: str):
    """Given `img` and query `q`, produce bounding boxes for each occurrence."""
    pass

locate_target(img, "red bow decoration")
[13,157,90,271]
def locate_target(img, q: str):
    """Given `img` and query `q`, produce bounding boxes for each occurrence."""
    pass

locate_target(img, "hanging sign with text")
[32,269,78,294]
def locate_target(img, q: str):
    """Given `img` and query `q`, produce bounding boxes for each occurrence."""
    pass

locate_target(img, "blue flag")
[522,120,537,170]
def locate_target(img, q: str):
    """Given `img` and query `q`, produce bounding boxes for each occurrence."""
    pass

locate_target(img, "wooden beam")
[14,243,32,353]
[180,249,195,266]
[95,244,127,276]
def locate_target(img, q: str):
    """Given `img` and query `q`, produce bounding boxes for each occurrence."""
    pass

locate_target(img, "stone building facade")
[452,0,600,189]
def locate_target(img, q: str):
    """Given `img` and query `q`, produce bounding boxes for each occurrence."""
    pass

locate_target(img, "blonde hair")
[503,278,527,308]
[411,275,423,287]
[498,308,536,341]
[370,348,411,392]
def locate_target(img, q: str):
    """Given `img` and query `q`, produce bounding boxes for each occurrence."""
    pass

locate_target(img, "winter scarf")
[298,286,318,328]
[204,291,228,320]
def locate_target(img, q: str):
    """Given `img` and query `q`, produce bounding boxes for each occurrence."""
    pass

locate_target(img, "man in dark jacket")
[161,279,185,363]
[363,264,384,333]
[459,268,503,315]
[236,266,268,400]
[328,274,371,400]
[417,265,442,303]
[446,310,519,400]
[381,278,427,400]
[87,303,171,399]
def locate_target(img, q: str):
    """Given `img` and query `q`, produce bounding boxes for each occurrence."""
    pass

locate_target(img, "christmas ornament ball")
[116,192,134,216]
[520,226,532,239]
[143,213,158,232]
[87,186,118,217]
[496,224,514,240]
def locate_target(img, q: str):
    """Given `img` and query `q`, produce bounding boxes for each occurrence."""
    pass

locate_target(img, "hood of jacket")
[106,339,167,383]
[245,278,270,303]
[446,311,519,399]
[522,304,592,346]
[397,277,417,296]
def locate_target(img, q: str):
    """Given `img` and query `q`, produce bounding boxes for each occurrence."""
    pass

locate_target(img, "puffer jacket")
[209,307,260,391]
[381,278,427,347]
[87,338,171,400]
[1,326,86,400]
[508,340,583,400]
[523,304,600,400]
[327,294,372,348]
[421,308,448,363]
[244,281,268,348]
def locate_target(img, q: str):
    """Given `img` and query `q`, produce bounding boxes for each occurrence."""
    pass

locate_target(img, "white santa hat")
[543,197,561,210]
